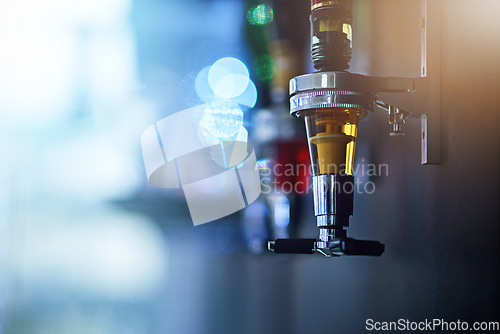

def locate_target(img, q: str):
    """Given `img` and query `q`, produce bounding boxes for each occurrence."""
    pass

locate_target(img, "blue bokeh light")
[195,57,257,108]
[199,100,244,140]
[195,66,216,103]
[208,57,250,99]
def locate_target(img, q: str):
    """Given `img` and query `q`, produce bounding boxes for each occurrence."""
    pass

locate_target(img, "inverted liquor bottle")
[311,0,353,71]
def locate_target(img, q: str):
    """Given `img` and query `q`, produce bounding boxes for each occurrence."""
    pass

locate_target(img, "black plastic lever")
[268,238,385,256]
[269,239,316,254]
[339,238,385,256]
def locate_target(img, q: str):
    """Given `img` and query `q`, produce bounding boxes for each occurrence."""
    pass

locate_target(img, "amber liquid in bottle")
[305,108,360,176]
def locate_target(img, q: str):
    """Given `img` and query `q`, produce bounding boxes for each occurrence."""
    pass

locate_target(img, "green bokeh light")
[246,4,274,26]
[253,54,276,81]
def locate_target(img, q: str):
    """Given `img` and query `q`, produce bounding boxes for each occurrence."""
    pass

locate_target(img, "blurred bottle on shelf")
[241,0,310,254]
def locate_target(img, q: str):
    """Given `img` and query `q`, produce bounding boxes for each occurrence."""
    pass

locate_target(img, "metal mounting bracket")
[376,0,441,164]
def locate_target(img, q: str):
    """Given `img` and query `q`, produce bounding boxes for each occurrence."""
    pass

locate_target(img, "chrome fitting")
[312,174,354,226]
[312,174,353,249]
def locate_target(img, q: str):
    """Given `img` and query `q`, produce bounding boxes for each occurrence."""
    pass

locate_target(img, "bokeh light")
[195,66,216,103]
[195,57,257,108]
[246,4,274,26]
[208,57,250,99]
[256,158,272,171]
[271,194,290,227]
[209,58,249,88]
[213,74,249,99]
[199,100,244,140]
[232,79,257,108]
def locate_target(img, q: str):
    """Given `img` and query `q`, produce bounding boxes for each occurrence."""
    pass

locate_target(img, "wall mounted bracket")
[376,0,441,164]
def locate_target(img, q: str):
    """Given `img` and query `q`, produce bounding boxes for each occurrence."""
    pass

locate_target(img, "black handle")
[340,238,385,256]
[271,239,316,254]
[269,238,385,256]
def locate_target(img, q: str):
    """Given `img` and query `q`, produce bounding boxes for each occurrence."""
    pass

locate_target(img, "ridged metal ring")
[290,89,372,116]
